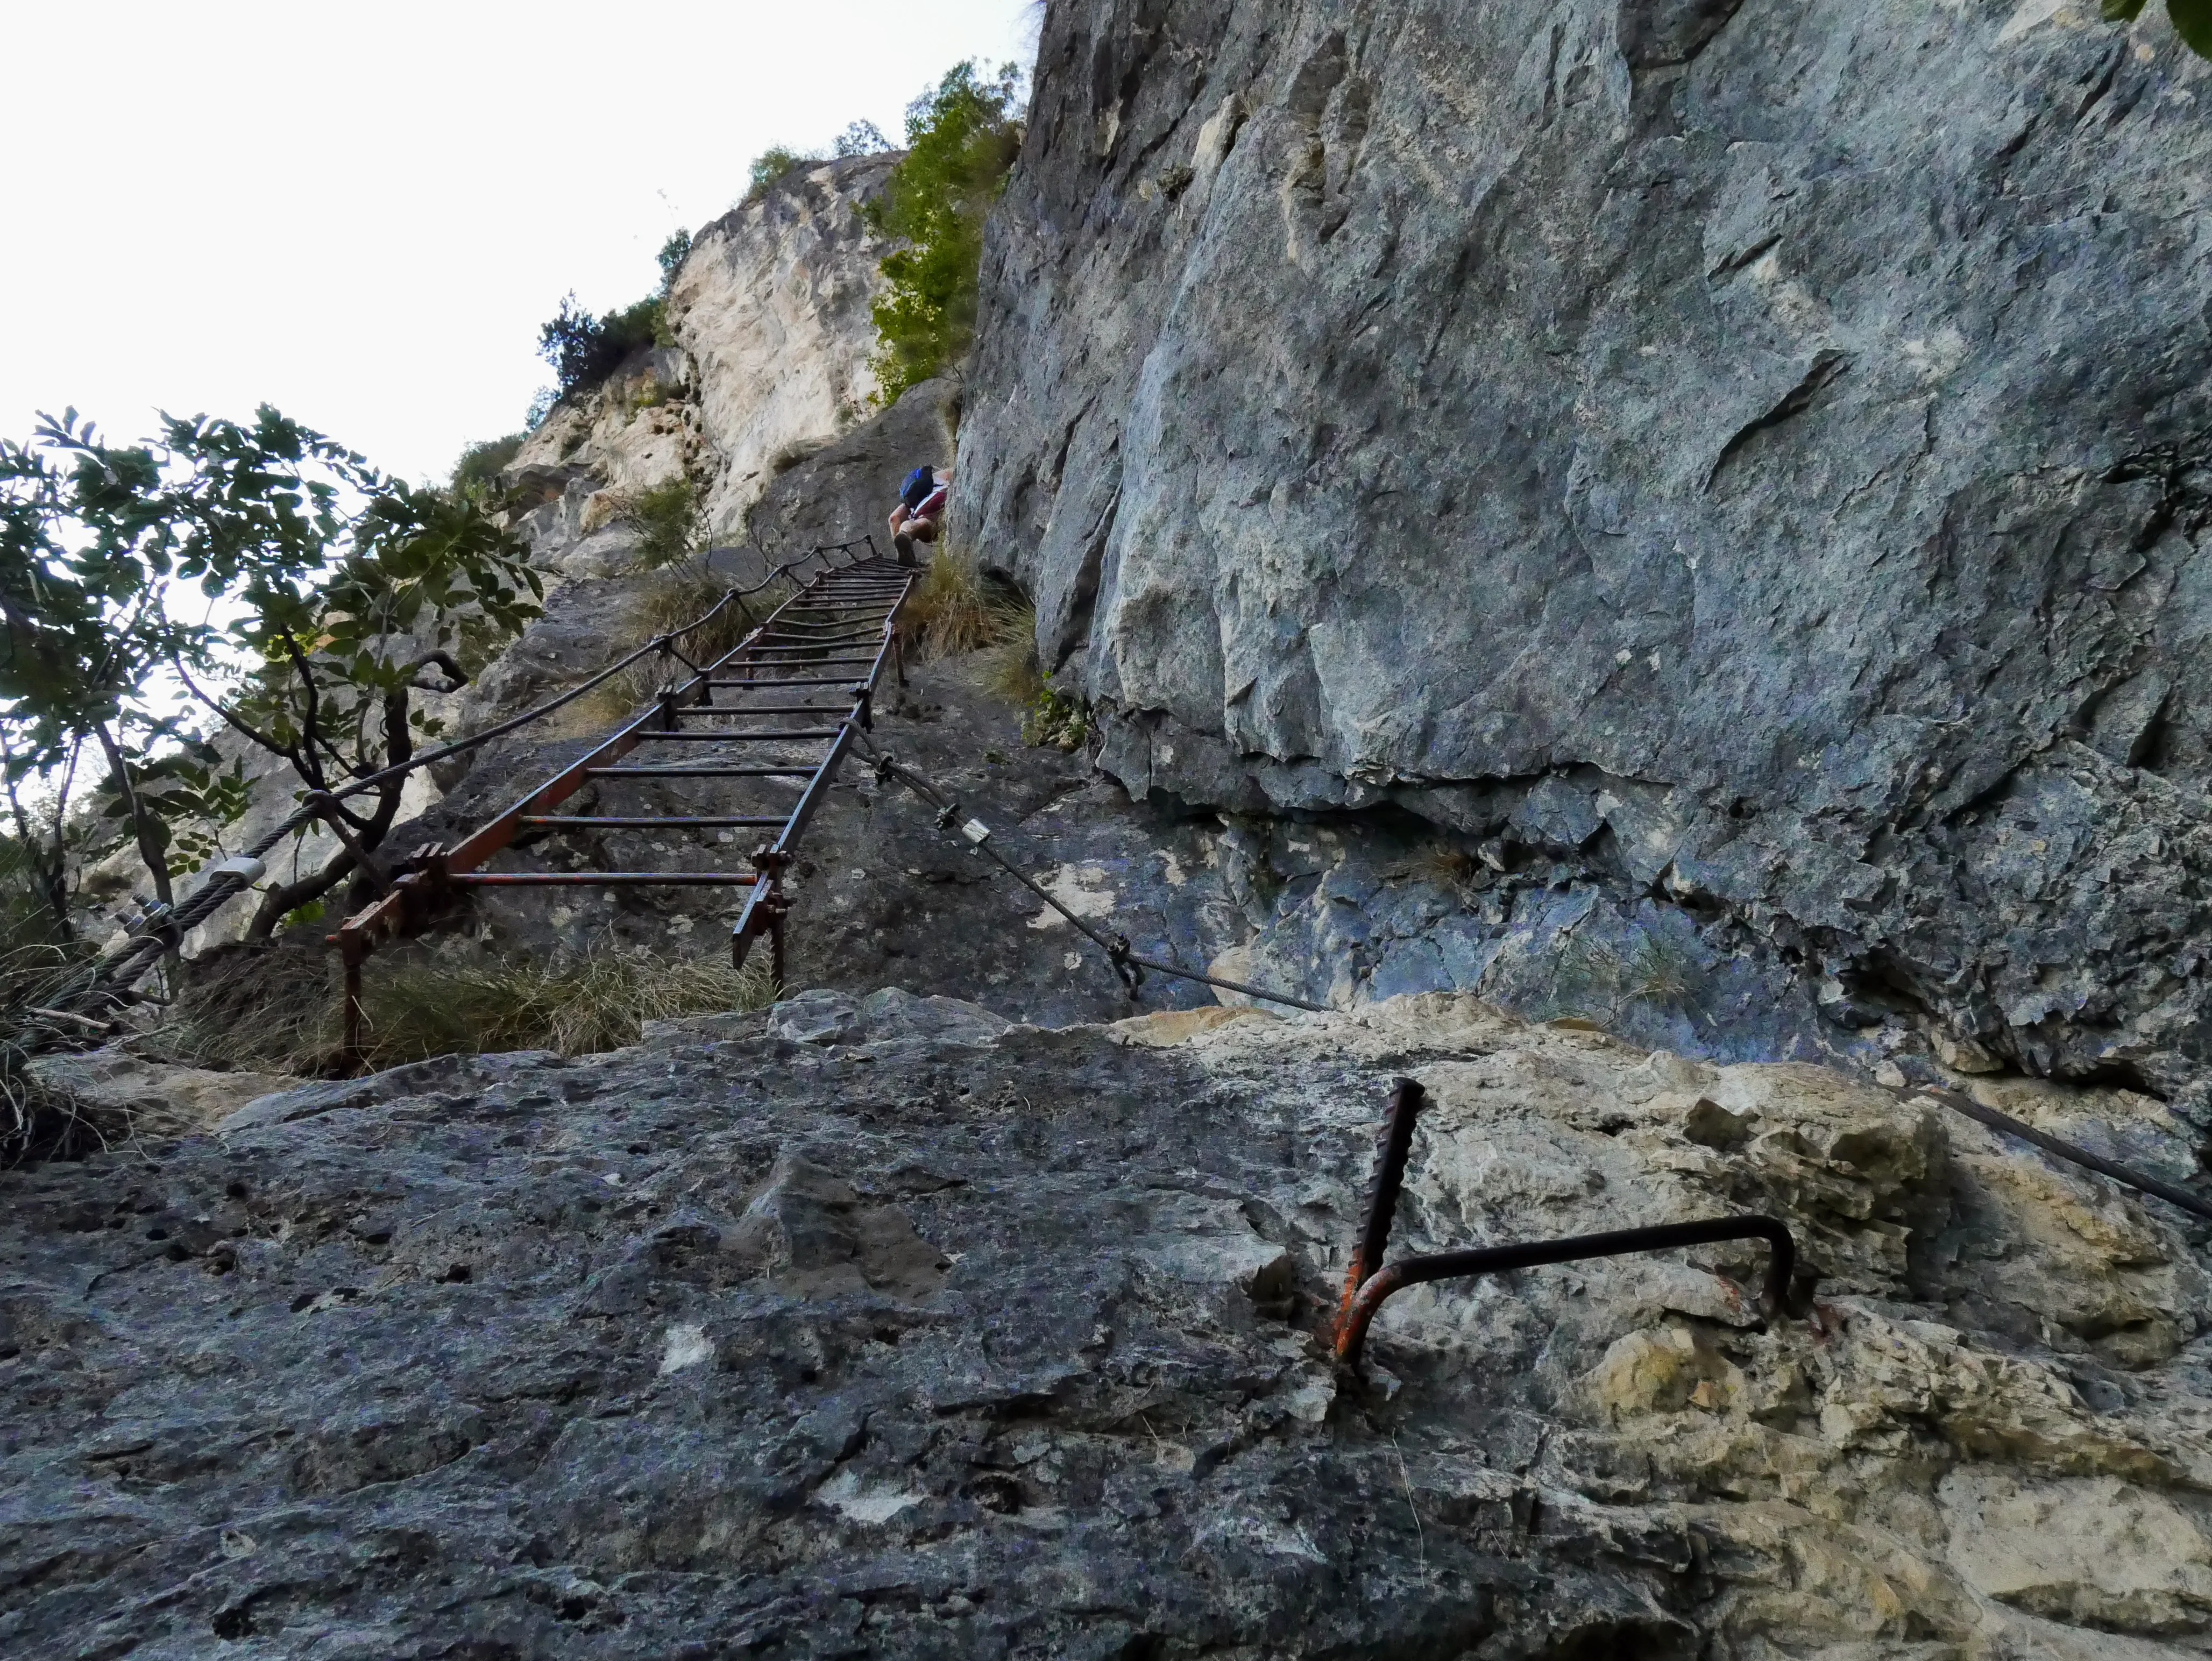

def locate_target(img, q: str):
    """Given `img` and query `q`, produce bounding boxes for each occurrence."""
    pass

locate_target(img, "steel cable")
[855,736,1329,1014]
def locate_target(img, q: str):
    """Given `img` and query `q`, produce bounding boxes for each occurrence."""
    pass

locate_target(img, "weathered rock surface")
[505,153,894,552]
[23,1049,298,1142]
[746,378,960,566]
[672,154,897,540]
[4,991,2208,1656]
[959,0,2212,1116]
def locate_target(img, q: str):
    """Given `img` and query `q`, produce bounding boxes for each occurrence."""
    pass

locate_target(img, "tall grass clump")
[0,944,109,1164]
[161,939,775,1076]
[357,949,775,1066]
[901,551,1026,657]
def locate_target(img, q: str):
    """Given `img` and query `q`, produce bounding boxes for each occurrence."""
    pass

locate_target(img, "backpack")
[899,466,938,513]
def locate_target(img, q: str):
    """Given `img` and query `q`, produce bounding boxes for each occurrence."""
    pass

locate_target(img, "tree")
[2105,1,2212,56]
[834,119,890,157]
[0,406,540,944]
[745,146,823,204]
[863,62,1025,404]
[537,292,669,402]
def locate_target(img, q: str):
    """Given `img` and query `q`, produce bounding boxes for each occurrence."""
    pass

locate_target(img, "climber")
[889,464,949,565]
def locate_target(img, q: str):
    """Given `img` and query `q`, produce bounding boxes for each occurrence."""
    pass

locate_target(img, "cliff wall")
[958,0,2212,1116]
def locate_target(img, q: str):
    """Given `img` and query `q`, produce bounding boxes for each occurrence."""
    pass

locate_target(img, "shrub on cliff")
[536,292,671,402]
[865,61,1024,403]
[743,146,822,204]
[623,477,700,570]
[656,229,692,291]
[449,433,524,499]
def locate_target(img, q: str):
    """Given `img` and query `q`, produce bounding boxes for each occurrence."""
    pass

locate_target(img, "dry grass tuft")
[1550,928,1704,1019]
[1415,844,1491,901]
[901,551,1027,659]
[0,940,119,1165]
[2,1049,111,1165]
[160,936,775,1076]
[357,948,775,1066]
[155,938,333,1075]
[979,598,1045,705]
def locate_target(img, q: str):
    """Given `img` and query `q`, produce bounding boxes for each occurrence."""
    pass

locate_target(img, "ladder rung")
[670,706,852,719]
[517,815,789,829]
[649,726,843,740]
[705,677,864,688]
[583,765,823,778]
[448,871,767,887]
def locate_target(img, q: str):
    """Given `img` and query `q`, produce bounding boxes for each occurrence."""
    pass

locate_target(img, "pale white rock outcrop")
[670,154,895,540]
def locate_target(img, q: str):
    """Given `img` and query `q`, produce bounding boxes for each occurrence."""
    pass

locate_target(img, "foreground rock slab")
[3,992,2208,1657]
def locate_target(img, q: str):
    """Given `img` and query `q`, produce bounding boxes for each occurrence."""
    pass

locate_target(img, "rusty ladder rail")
[329,540,916,1061]
[1330,1078,1809,1373]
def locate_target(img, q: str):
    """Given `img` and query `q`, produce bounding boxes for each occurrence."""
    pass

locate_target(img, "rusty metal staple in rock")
[1330,1078,1806,1373]
[857,740,1330,1014]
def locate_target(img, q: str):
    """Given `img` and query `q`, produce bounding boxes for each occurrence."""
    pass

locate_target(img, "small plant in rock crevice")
[1415,843,1493,903]
[1625,932,1705,1010]
[1550,926,1705,1021]
[1023,683,1089,752]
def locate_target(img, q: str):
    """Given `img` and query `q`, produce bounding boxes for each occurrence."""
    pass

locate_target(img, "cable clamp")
[1107,933,1144,999]
[959,818,991,846]
[935,803,961,830]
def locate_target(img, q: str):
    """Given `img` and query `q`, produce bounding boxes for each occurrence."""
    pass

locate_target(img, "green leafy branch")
[1,404,540,945]
[864,61,1025,404]
[2105,0,2212,56]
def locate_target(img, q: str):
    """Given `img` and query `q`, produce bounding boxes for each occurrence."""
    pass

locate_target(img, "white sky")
[1,1,1040,488]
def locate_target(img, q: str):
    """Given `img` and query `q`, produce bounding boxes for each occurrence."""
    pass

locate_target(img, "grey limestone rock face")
[6,993,2210,1656]
[957,0,2212,1114]
[745,379,962,566]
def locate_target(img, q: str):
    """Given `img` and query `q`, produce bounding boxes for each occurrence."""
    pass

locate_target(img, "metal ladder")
[329,546,916,1060]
